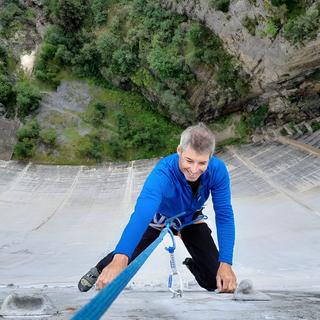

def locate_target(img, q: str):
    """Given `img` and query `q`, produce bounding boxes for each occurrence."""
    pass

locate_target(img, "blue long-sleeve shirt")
[114,153,235,264]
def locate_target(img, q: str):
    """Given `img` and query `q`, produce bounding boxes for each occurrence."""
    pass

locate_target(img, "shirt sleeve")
[210,160,235,265]
[114,168,168,259]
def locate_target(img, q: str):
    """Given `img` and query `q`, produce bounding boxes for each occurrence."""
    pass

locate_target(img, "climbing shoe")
[78,267,100,292]
[183,257,193,268]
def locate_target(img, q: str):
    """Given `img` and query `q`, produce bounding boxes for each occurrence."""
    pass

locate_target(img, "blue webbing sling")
[72,223,173,319]
[72,211,205,319]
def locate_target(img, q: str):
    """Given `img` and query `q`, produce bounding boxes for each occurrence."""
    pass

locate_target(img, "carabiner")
[168,271,183,298]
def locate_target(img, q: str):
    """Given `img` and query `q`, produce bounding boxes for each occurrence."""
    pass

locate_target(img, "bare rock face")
[0,119,20,161]
[160,0,320,102]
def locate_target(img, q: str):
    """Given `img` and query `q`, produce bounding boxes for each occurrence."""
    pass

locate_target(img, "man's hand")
[216,262,237,293]
[95,254,129,290]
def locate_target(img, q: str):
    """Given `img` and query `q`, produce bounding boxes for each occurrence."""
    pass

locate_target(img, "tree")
[284,8,319,44]
[91,0,110,25]
[0,74,13,106]
[73,42,101,77]
[14,119,40,159]
[14,140,35,159]
[16,119,40,140]
[209,0,230,13]
[96,31,121,64]
[147,47,183,79]
[109,44,138,77]
[54,0,89,33]
[14,82,42,118]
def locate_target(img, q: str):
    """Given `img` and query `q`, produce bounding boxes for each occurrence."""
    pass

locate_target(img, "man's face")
[177,146,211,182]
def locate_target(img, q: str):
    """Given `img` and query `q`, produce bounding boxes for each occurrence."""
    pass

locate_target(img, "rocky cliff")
[160,0,320,124]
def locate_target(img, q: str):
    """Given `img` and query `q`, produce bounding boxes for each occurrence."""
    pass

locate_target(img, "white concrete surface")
[0,141,319,318]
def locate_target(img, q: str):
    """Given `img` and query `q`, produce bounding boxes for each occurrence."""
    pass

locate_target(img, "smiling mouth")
[186,171,199,179]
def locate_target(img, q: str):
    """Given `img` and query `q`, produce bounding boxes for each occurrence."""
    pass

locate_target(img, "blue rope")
[72,211,193,319]
[72,227,169,320]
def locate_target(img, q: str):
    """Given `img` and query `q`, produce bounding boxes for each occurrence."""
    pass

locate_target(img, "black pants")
[96,223,220,291]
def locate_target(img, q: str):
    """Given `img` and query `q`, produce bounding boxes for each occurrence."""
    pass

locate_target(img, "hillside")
[0,0,319,163]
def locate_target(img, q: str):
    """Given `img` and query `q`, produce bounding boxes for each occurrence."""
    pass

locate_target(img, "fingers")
[95,274,110,290]
[216,275,222,292]
[216,275,237,293]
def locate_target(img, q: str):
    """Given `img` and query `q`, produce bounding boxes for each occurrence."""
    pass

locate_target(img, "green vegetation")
[208,109,270,152]
[284,7,320,44]
[0,0,37,38]
[242,16,258,36]
[0,45,15,116]
[33,0,249,126]
[40,128,57,146]
[266,0,320,44]
[262,19,279,38]
[246,105,269,129]
[80,84,182,161]
[13,119,40,159]
[0,74,13,107]
[186,23,249,97]
[311,122,320,132]
[209,0,230,13]
[7,0,252,163]
[14,81,42,118]
[12,77,183,163]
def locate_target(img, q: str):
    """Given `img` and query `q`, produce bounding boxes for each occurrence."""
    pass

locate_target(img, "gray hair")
[179,123,215,155]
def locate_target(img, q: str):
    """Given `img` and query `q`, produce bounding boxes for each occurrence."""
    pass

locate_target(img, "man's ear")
[177,145,182,155]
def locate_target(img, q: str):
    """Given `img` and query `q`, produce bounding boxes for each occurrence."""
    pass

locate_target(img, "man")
[78,123,237,293]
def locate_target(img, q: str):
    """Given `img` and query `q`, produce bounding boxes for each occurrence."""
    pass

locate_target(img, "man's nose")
[190,163,199,173]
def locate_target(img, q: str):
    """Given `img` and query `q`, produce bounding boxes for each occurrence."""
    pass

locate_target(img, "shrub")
[54,44,73,65]
[311,122,320,132]
[209,0,230,13]
[14,119,40,159]
[0,74,13,106]
[262,19,279,38]
[242,16,258,36]
[187,24,207,46]
[13,140,35,159]
[235,116,251,138]
[160,90,193,124]
[86,102,107,126]
[0,3,22,31]
[77,133,103,161]
[247,105,269,129]
[96,31,121,64]
[73,42,101,77]
[116,111,167,157]
[38,43,57,61]
[147,47,184,79]
[284,8,319,44]
[53,0,89,33]
[16,119,40,140]
[44,25,68,46]
[14,82,42,118]
[0,45,8,73]
[215,59,249,97]
[40,128,57,146]
[91,0,110,25]
[109,44,139,77]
